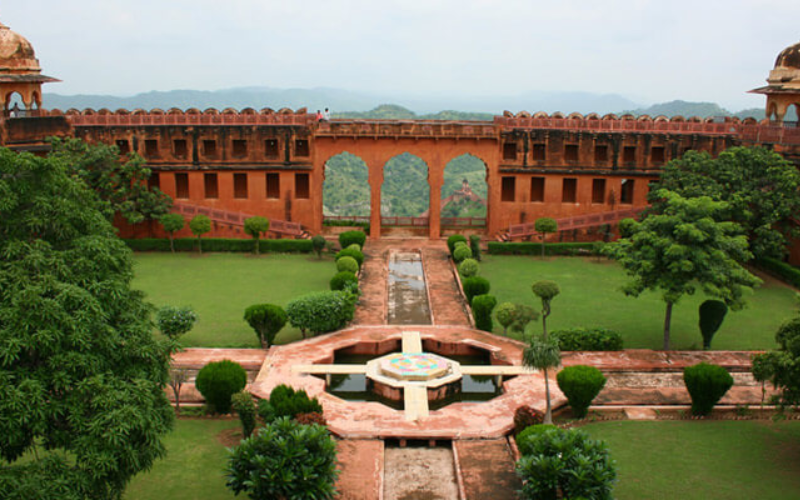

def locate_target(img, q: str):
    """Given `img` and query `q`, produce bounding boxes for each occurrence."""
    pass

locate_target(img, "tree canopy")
[650,147,800,259]
[604,189,761,349]
[0,148,175,499]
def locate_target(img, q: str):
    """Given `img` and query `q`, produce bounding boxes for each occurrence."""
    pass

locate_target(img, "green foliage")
[231,391,257,439]
[453,244,473,263]
[49,137,172,225]
[159,213,185,252]
[552,328,624,351]
[651,146,800,259]
[330,271,358,291]
[346,243,362,253]
[487,241,595,256]
[0,147,175,499]
[226,417,339,500]
[336,256,359,274]
[516,427,616,500]
[699,300,728,349]
[472,294,498,332]
[683,363,734,416]
[458,258,479,278]
[523,335,561,424]
[751,317,800,406]
[495,302,517,335]
[514,407,545,435]
[335,247,364,268]
[556,365,607,418]
[462,276,491,304]
[243,304,287,349]
[604,190,761,349]
[508,304,539,337]
[243,216,270,254]
[323,153,370,218]
[469,235,482,261]
[311,234,326,258]
[156,305,198,340]
[259,385,323,423]
[382,153,430,217]
[533,280,560,340]
[447,234,468,255]
[124,237,314,253]
[535,218,558,257]
[338,230,367,249]
[195,360,248,414]
[189,215,212,253]
[516,424,558,454]
[757,257,800,289]
[286,291,356,337]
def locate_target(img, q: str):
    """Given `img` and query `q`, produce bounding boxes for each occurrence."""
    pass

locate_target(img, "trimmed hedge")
[338,230,367,249]
[756,257,800,289]
[469,235,482,262]
[487,242,595,256]
[335,247,365,268]
[472,294,497,332]
[552,327,624,351]
[286,291,356,337]
[336,256,359,274]
[683,362,734,416]
[458,258,479,278]
[123,238,313,253]
[463,276,491,304]
[195,360,248,414]
[258,384,324,423]
[516,424,558,454]
[556,365,607,418]
[447,234,468,255]
[453,245,473,263]
[330,271,358,291]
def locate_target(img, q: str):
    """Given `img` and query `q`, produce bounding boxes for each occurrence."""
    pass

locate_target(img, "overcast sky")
[5,1,800,110]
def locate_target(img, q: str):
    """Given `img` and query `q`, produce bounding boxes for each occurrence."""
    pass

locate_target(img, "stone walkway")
[335,440,384,500]
[454,439,520,500]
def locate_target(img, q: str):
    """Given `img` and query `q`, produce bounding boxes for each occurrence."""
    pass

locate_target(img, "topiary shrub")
[339,230,366,249]
[683,362,734,416]
[516,427,616,500]
[226,417,339,500]
[336,256,359,274]
[156,305,198,340]
[330,271,358,291]
[556,365,607,418]
[243,216,270,255]
[513,405,544,435]
[159,213,185,253]
[462,276,490,304]
[458,258,479,278]
[195,360,248,414]
[495,302,517,335]
[472,294,497,332]
[312,234,326,259]
[259,384,323,424]
[243,303,287,349]
[346,243,361,252]
[552,327,624,351]
[335,247,364,268]
[516,423,558,453]
[231,391,257,438]
[469,235,482,262]
[286,291,356,338]
[453,245,472,263]
[447,234,468,255]
[699,299,728,350]
[189,214,212,254]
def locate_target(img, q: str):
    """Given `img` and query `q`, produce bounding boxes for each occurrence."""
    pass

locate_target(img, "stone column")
[428,163,443,240]
[369,164,383,240]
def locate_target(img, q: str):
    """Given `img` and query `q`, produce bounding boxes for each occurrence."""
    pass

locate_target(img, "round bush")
[447,234,468,255]
[453,245,473,263]
[516,423,558,453]
[513,406,544,435]
[286,291,356,337]
[330,271,358,291]
[552,327,623,351]
[556,365,607,418]
[458,258,479,278]
[336,256,359,274]
[195,360,247,414]
[226,417,339,500]
[462,276,490,304]
[472,294,497,333]
[683,362,734,416]
[339,230,366,249]
[335,247,364,268]
[346,243,361,252]
[516,427,616,500]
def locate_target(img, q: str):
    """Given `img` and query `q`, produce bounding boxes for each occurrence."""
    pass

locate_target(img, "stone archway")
[322,152,371,228]
[381,153,431,237]
[438,153,489,236]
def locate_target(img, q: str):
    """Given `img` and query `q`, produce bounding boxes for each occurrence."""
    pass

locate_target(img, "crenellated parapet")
[314,119,496,139]
[56,107,314,127]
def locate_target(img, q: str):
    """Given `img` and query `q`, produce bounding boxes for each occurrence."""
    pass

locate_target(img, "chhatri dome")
[751,39,800,122]
[0,20,58,113]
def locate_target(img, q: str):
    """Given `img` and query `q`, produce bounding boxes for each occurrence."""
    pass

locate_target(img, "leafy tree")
[534,218,558,257]
[751,317,800,407]
[190,214,212,254]
[312,234,326,259]
[156,305,198,339]
[169,368,188,416]
[0,148,175,499]
[226,417,339,500]
[495,302,517,335]
[508,304,539,339]
[243,304,287,349]
[699,300,728,350]
[532,280,560,340]
[651,147,800,259]
[523,336,561,425]
[158,213,185,253]
[48,136,171,224]
[243,216,270,255]
[604,190,760,349]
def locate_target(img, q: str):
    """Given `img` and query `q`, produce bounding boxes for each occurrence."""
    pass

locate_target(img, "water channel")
[387,251,432,325]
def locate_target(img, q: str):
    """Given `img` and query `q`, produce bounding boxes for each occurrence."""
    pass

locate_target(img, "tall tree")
[532,280,560,340]
[605,190,761,350]
[0,148,175,499]
[48,137,172,225]
[534,218,558,258]
[523,336,562,425]
[651,147,800,259]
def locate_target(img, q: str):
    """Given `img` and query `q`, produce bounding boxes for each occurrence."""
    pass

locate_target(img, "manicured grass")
[582,420,800,500]
[132,253,333,347]
[481,255,797,350]
[125,419,238,500]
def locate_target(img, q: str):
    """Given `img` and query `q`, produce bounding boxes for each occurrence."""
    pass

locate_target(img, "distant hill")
[334,104,494,121]
[623,100,770,120]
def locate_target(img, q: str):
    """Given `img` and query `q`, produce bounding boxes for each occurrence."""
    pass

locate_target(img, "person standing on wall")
[322,108,331,121]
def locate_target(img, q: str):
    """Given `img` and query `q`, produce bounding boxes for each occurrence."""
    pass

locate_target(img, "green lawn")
[124,419,238,500]
[132,253,333,347]
[481,255,797,350]
[583,420,800,500]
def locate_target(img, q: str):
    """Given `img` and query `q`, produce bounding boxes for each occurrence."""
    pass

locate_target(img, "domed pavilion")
[0,21,59,116]
[751,40,800,123]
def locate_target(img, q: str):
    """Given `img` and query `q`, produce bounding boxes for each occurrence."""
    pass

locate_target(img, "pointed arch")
[381,153,430,222]
[440,154,488,227]
[322,152,371,223]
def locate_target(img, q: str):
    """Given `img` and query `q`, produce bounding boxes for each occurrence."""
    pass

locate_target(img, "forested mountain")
[334,104,493,121]
[623,100,778,120]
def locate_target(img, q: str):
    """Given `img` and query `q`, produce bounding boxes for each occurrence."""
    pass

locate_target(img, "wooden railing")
[323,215,370,224]
[381,216,429,227]
[172,202,307,237]
[441,217,486,227]
[324,215,485,227]
[506,207,645,240]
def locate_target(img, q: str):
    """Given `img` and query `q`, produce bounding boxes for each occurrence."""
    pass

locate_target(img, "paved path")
[335,440,383,500]
[454,439,520,500]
